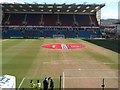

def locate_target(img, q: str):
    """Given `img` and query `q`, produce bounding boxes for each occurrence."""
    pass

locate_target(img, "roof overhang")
[1,3,105,14]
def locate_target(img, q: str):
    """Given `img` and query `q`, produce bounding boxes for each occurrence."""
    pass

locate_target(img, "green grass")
[2,39,118,88]
[83,39,120,53]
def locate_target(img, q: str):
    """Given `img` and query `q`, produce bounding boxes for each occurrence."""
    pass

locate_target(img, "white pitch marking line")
[63,69,119,71]
[64,77,118,79]
[63,72,65,89]
[17,77,25,90]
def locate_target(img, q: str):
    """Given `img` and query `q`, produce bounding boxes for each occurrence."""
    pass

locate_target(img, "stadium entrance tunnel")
[42,44,86,50]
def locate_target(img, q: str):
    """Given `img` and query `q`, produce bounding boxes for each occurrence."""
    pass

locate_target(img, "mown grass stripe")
[2,39,25,51]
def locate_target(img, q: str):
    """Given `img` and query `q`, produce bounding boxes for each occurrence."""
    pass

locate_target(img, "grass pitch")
[2,39,119,89]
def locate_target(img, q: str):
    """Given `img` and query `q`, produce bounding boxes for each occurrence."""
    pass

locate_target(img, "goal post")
[53,35,65,38]
[62,69,118,89]
[90,35,102,39]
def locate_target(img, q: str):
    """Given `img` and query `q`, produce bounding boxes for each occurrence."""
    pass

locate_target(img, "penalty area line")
[17,77,25,90]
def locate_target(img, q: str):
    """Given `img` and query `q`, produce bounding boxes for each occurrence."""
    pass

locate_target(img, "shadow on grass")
[83,39,120,53]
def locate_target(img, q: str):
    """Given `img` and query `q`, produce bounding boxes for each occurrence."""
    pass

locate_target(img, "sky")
[0,0,119,19]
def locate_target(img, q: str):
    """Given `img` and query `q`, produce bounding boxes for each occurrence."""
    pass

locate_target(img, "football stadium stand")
[1,3,105,38]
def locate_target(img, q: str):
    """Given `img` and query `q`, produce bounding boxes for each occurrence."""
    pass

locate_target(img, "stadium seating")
[2,13,99,27]
[90,15,99,26]
[10,14,25,25]
[2,30,23,38]
[2,29,102,38]
[78,30,102,38]
[59,14,74,26]
[26,14,41,26]
[43,14,57,26]
[2,13,102,38]
[43,30,56,38]
[76,14,91,26]
[78,30,93,38]
[2,13,10,25]
[60,30,77,38]
[9,14,25,25]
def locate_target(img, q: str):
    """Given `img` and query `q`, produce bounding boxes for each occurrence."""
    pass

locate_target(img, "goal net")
[62,69,118,89]
[53,35,65,38]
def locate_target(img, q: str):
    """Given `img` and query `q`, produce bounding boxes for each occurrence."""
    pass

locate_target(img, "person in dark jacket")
[50,78,54,90]
[43,77,48,90]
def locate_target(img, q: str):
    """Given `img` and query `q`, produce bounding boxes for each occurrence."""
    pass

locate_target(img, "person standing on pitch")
[43,77,48,90]
[30,80,35,89]
[50,77,54,90]
[36,80,41,90]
